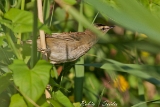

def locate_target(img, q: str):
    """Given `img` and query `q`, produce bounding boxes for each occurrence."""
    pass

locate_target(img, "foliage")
[0,0,160,107]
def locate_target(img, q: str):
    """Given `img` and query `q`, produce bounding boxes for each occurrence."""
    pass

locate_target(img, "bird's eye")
[102,27,105,30]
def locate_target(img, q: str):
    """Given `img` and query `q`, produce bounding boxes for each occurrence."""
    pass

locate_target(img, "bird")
[37,24,114,64]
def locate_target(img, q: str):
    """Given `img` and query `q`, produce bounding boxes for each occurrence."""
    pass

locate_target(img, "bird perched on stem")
[37,24,114,64]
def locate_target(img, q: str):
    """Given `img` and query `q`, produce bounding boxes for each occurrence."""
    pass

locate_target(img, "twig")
[37,0,47,55]
[37,0,51,102]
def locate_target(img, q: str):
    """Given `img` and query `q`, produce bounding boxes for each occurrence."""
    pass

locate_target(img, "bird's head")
[94,23,114,33]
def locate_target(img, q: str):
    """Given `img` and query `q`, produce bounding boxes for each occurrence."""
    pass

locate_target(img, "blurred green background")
[1,0,160,107]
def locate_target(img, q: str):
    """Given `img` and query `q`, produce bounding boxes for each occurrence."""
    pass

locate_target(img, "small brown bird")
[37,24,113,64]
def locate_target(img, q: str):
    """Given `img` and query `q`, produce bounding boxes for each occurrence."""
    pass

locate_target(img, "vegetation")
[0,0,160,107]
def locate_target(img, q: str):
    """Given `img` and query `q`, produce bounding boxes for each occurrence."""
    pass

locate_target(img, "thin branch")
[37,0,47,55]
[37,0,51,101]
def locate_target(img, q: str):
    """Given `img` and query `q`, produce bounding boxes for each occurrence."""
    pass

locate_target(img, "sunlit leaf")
[52,90,74,107]
[9,94,27,107]
[9,60,51,102]
[49,99,64,107]
[3,8,51,33]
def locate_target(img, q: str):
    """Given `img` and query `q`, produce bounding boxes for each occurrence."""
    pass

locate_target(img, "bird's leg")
[39,48,50,53]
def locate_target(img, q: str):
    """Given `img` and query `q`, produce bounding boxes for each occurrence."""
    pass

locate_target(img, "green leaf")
[78,59,160,86]
[149,1,160,18]
[50,99,64,107]
[0,72,12,94]
[0,46,15,64]
[0,17,13,30]
[52,90,74,107]
[123,40,160,54]
[4,8,33,32]
[3,8,51,33]
[75,58,84,102]
[63,0,77,5]
[9,60,51,102]
[131,99,160,107]
[0,34,6,46]
[73,103,81,107]
[9,94,27,107]
[37,94,50,107]
[83,73,101,103]
[85,0,160,43]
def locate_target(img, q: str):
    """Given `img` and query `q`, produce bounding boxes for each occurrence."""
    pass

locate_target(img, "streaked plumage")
[37,24,113,64]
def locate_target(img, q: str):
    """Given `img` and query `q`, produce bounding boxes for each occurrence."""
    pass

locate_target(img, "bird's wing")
[45,32,86,42]
[69,43,92,61]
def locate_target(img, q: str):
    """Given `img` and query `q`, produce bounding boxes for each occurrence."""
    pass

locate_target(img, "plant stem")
[74,1,84,102]
[5,29,22,60]
[30,0,38,68]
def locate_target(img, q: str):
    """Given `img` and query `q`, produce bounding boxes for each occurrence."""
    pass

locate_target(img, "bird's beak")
[109,26,115,29]
[102,25,114,33]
